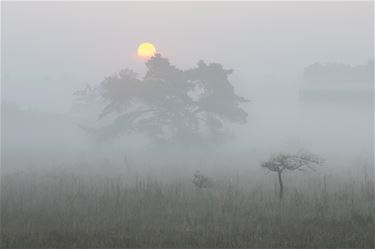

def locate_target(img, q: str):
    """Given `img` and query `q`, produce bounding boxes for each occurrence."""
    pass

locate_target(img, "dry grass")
[1,166,374,248]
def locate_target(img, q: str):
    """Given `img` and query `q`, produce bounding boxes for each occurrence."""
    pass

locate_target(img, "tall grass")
[1,167,374,248]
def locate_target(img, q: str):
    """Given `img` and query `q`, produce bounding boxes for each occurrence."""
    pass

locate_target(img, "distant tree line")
[303,60,374,84]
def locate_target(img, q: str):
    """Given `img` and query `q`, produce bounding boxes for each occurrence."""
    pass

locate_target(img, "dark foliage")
[76,54,248,145]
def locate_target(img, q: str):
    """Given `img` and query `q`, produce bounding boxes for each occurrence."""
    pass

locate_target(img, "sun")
[137,42,156,58]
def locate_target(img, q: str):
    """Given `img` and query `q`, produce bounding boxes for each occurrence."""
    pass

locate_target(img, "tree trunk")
[277,170,284,200]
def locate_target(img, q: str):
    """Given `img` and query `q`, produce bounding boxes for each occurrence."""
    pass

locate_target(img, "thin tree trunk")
[278,170,284,200]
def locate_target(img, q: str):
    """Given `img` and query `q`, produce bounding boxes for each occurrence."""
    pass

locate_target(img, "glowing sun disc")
[137,42,156,58]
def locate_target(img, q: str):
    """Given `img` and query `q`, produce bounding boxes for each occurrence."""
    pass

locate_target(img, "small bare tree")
[261,149,323,200]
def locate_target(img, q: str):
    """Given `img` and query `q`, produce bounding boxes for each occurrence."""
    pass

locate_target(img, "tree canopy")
[261,150,323,173]
[76,54,248,145]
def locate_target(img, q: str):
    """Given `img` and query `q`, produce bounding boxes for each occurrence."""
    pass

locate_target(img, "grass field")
[1,163,374,248]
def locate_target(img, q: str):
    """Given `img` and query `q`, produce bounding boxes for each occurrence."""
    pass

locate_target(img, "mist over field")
[1,2,374,248]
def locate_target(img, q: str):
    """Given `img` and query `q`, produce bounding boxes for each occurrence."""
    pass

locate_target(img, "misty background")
[1,2,374,247]
[1,2,374,173]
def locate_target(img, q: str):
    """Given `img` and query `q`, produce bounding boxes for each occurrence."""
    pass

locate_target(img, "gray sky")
[2,1,373,112]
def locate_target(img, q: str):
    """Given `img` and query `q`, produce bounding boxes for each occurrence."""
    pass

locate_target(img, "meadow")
[1,159,374,248]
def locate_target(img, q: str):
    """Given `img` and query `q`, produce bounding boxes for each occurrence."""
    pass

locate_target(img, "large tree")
[75,54,248,145]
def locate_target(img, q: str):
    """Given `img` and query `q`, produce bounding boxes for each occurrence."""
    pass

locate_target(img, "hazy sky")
[2,1,373,112]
